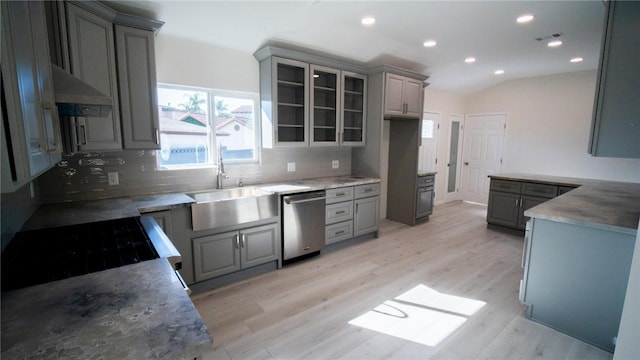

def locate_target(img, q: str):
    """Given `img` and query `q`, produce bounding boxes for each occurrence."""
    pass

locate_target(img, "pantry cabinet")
[384,73,423,118]
[589,0,640,158]
[1,1,62,193]
[192,223,279,282]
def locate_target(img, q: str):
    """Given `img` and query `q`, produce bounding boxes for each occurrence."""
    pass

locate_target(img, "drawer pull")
[335,230,345,235]
[336,192,346,196]
[363,188,373,192]
[336,210,346,214]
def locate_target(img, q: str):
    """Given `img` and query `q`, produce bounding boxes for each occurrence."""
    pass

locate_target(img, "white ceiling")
[107,0,606,95]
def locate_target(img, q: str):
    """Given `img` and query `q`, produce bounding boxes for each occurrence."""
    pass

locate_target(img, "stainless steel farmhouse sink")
[189,187,278,231]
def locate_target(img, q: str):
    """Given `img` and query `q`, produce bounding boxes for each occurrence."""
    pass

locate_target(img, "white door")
[444,114,464,203]
[418,111,438,173]
[460,113,506,204]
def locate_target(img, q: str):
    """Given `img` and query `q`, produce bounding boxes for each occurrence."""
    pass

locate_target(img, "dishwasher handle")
[284,192,326,205]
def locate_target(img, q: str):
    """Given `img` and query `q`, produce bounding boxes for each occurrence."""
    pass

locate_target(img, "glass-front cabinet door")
[341,72,367,146]
[310,65,340,146]
[275,58,308,145]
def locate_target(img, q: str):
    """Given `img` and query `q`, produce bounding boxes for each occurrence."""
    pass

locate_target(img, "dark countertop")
[1,258,212,359]
[490,173,640,234]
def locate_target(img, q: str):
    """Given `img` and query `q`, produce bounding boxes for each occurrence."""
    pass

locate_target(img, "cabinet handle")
[335,230,345,235]
[336,192,346,196]
[363,188,373,192]
[235,234,240,249]
[241,234,246,248]
[515,198,519,207]
[356,203,359,213]
[155,128,160,145]
[80,125,88,145]
[42,104,62,153]
[336,210,346,214]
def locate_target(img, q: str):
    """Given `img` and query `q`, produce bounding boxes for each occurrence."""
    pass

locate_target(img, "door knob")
[447,163,451,167]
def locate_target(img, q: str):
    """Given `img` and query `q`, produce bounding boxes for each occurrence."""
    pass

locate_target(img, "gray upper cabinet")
[2,1,62,192]
[384,73,423,118]
[255,45,369,148]
[341,72,367,146]
[115,25,160,150]
[66,3,122,151]
[310,65,340,146]
[589,0,640,158]
[260,56,310,148]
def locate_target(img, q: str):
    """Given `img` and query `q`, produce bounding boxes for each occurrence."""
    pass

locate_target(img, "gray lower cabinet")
[354,196,379,236]
[325,183,379,244]
[487,178,570,231]
[520,218,635,352]
[192,223,278,282]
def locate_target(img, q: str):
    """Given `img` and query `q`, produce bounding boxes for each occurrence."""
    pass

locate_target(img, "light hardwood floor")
[192,201,613,360]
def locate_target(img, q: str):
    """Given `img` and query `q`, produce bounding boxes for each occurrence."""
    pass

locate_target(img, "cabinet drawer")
[417,175,435,187]
[522,182,558,198]
[558,185,578,195]
[354,183,380,199]
[326,201,354,225]
[490,179,521,194]
[326,187,354,204]
[325,221,353,245]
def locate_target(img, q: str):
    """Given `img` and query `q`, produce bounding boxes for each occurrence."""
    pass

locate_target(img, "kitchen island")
[510,173,640,353]
[1,258,212,359]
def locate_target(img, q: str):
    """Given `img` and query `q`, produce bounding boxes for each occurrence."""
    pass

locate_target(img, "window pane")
[422,119,434,139]
[157,86,213,167]
[214,95,256,161]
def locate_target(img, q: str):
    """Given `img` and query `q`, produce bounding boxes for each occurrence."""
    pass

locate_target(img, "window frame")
[156,83,261,170]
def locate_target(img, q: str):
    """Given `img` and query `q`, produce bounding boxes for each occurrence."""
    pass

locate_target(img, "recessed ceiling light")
[570,57,584,63]
[361,16,376,26]
[465,57,476,63]
[548,40,563,47]
[494,70,505,75]
[423,40,437,47]
[517,14,535,24]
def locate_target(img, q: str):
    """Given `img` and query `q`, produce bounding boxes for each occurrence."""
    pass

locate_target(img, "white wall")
[465,70,640,182]
[155,35,259,93]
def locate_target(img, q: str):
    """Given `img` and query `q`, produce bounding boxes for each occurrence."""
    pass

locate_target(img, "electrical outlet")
[287,162,296,172]
[108,172,119,186]
[332,160,339,169]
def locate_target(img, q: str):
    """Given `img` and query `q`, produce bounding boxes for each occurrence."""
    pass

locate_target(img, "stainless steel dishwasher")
[282,191,326,261]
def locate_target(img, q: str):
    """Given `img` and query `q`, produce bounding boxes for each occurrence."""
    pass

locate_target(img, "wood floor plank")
[193,201,614,360]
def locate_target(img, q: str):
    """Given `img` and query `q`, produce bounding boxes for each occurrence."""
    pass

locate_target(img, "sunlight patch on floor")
[348,284,486,347]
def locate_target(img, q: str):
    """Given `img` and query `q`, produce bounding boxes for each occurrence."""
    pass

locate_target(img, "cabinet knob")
[464,162,469,166]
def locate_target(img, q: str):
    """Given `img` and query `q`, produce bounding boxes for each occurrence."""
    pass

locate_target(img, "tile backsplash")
[37,147,352,204]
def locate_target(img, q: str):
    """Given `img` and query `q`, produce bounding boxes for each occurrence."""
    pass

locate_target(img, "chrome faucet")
[216,143,228,189]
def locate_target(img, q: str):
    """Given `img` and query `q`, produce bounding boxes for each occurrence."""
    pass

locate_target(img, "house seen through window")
[156,84,259,169]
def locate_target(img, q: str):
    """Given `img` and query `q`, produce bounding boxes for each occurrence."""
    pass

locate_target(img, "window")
[156,84,259,169]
